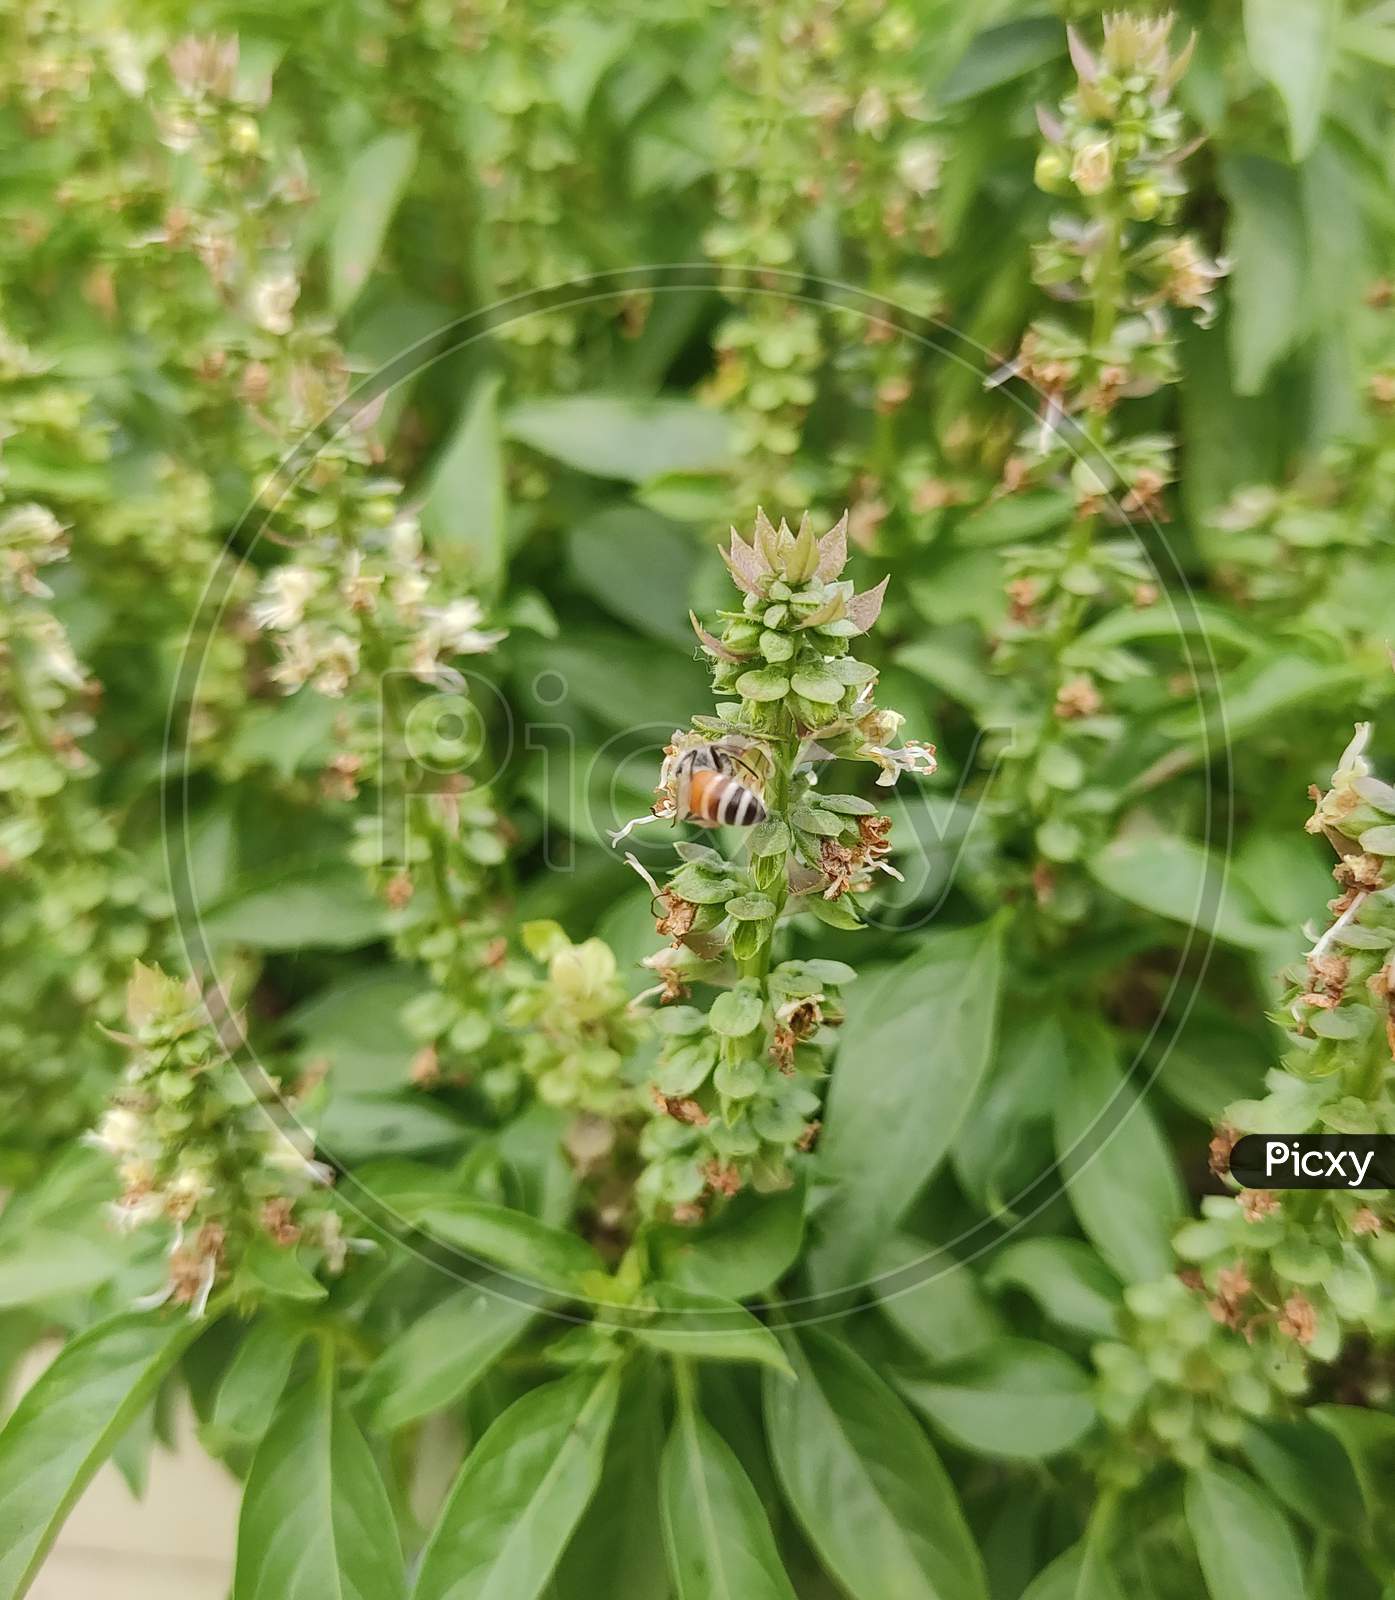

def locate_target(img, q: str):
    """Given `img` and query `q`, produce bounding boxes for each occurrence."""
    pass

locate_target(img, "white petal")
[608,813,663,847]
[622,852,663,896]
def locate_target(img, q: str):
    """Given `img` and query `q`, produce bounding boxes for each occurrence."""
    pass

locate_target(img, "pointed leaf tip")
[785,514,819,582]
[1066,25,1098,83]
[1165,30,1197,90]
[848,574,889,634]
[752,507,782,566]
[690,610,748,663]
[722,530,764,595]
[815,511,849,580]
[1035,104,1065,144]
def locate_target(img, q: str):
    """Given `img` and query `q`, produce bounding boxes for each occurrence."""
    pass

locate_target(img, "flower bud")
[227,114,259,155]
[1070,139,1114,197]
[1128,182,1161,221]
[1034,149,1067,193]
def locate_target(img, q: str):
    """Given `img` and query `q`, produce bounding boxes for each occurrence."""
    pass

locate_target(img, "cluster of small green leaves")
[506,920,648,1119]
[91,962,356,1316]
[0,26,327,1175]
[820,1,944,506]
[630,510,934,1214]
[454,0,601,385]
[981,14,1227,922]
[1094,728,1395,1500]
[704,0,943,526]
[249,499,522,1109]
[0,344,164,1179]
[1201,308,1395,700]
[146,30,533,1128]
[7,30,297,751]
[703,3,828,506]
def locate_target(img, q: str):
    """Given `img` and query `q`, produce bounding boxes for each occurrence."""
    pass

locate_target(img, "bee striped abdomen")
[686,768,767,827]
[718,777,766,826]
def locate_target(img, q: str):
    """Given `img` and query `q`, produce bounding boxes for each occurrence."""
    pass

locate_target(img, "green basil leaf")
[358,1280,536,1432]
[713,1057,765,1099]
[234,1359,405,1600]
[1088,832,1283,951]
[1311,1404,1395,1555]
[668,864,745,905]
[938,17,1064,103]
[800,894,864,931]
[238,1236,327,1303]
[654,1005,708,1036]
[788,668,845,704]
[317,1091,469,1162]
[1240,1418,1366,1537]
[200,864,391,950]
[983,1238,1122,1339]
[1020,1542,1127,1600]
[0,1144,115,1244]
[730,917,775,961]
[826,656,877,686]
[636,472,730,522]
[0,1312,202,1600]
[206,1318,307,1450]
[628,1285,793,1378]
[797,958,858,985]
[789,805,845,836]
[1053,1020,1184,1284]
[502,396,732,482]
[1160,652,1358,749]
[1242,0,1337,158]
[765,1329,987,1600]
[328,130,417,314]
[1069,599,1264,658]
[420,372,508,594]
[568,504,699,646]
[414,1366,621,1600]
[551,1366,668,1600]
[812,919,1004,1288]
[749,819,791,857]
[652,1181,805,1300]
[660,1389,796,1600]
[655,1042,718,1098]
[0,1229,118,1310]
[814,794,878,815]
[1184,1461,1307,1600]
[1219,153,1310,394]
[897,1339,1096,1461]
[419,1202,607,1294]
[871,1237,1002,1366]
[953,488,1073,543]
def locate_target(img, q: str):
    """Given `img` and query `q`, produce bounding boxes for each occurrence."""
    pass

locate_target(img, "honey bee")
[672,741,768,828]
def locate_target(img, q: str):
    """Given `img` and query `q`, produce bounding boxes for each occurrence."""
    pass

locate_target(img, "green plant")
[620,509,932,1216]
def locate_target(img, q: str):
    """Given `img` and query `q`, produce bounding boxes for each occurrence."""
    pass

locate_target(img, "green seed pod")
[1034,148,1068,193]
